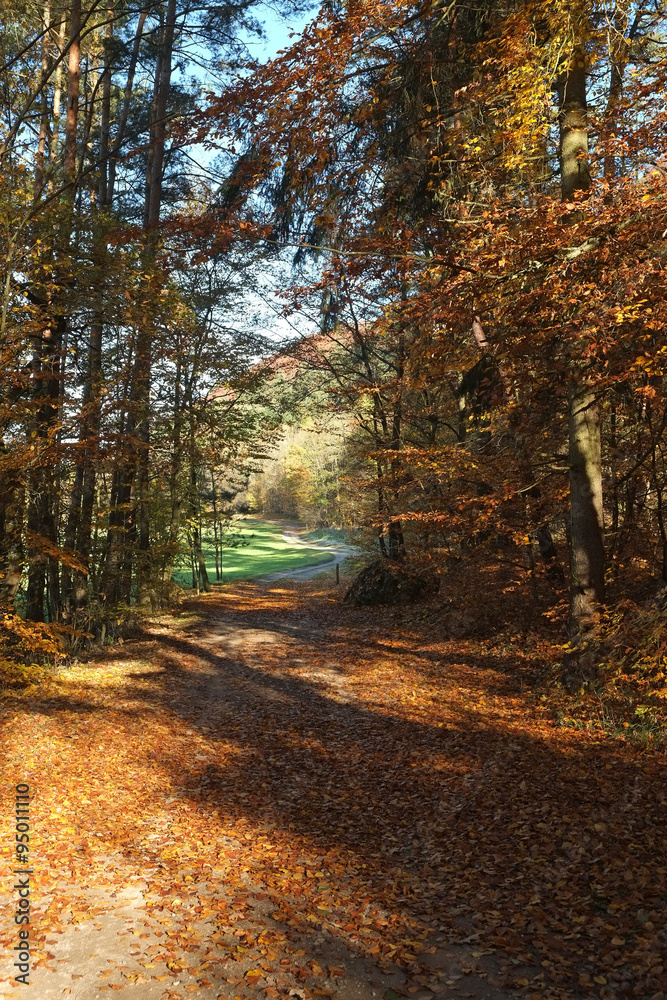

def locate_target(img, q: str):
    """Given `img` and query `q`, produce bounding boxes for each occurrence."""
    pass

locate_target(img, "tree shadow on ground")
[12,583,667,999]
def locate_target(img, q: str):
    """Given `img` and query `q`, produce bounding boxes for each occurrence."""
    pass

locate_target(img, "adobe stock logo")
[13,783,32,986]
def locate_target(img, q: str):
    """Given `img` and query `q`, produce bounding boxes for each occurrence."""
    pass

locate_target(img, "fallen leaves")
[0,579,665,1000]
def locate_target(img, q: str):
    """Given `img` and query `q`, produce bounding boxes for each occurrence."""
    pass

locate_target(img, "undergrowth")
[541,598,667,741]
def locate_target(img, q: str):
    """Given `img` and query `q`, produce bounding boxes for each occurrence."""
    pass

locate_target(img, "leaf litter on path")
[1,580,665,1000]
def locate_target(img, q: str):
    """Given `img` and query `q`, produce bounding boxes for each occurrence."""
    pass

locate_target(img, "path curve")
[256,530,358,583]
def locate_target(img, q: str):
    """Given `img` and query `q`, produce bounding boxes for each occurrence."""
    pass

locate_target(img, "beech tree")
[191,0,667,639]
[3,0,667,660]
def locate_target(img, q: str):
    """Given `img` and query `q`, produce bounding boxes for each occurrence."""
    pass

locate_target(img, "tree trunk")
[557,46,590,200]
[35,2,51,197]
[211,468,221,580]
[63,0,81,187]
[160,357,184,601]
[26,313,66,621]
[0,466,24,608]
[194,525,211,592]
[108,11,147,203]
[557,42,605,637]
[75,12,113,605]
[48,16,67,183]
[568,383,605,633]
[102,382,134,605]
[63,16,113,617]
[135,0,177,609]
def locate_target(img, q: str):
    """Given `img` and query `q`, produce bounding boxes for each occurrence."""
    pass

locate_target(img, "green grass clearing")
[173,518,335,587]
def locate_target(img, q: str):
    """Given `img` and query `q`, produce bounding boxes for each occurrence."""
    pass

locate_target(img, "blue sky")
[178,3,319,347]
[251,5,313,60]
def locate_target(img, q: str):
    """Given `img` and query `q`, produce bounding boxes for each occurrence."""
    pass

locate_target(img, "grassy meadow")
[172,518,336,588]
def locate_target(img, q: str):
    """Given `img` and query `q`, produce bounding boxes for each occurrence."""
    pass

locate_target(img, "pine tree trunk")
[26,313,66,621]
[135,0,177,608]
[63,0,81,187]
[35,2,50,196]
[63,8,112,617]
[108,11,147,203]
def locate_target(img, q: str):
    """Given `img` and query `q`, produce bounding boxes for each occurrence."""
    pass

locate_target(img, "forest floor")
[1,572,666,1000]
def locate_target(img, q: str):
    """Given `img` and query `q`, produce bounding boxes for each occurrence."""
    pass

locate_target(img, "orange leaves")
[1,579,665,1000]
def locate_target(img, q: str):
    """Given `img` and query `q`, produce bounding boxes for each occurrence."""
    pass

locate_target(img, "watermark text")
[12,783,31,985]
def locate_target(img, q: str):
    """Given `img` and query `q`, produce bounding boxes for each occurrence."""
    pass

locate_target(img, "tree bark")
[159,355,185,600]
[35,1,50,197]
[26,312,66,621]
[0,463,24,608]
[135,0,177,608]
[48,17,67,179]
[108,10,147,203]
[63,15,113,618]
[557,46,590,200]
[557,41,605,637]
[63,0,81,186]
[568,383,605,633]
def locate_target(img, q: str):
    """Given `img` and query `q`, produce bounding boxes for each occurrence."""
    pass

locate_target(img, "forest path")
[1,580,665,1000]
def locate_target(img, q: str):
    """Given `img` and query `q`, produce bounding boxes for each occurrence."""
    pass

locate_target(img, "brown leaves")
[1,580,665,1000]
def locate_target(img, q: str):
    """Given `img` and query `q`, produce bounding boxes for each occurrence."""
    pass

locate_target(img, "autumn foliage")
[183,0,667,649]
[2,5,667,998]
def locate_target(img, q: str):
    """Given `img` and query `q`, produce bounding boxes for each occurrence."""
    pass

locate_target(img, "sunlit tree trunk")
[63,0,81,186]
[557,42,605,637]
[557,46,590,200]
[568,384,605,630]
[48,17,67,180]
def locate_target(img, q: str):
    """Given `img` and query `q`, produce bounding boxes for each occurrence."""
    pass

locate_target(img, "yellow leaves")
[0,656,51,687]
[160,847,181,860]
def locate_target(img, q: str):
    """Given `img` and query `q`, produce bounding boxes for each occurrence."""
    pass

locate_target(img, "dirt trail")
[1,581,665,1000]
